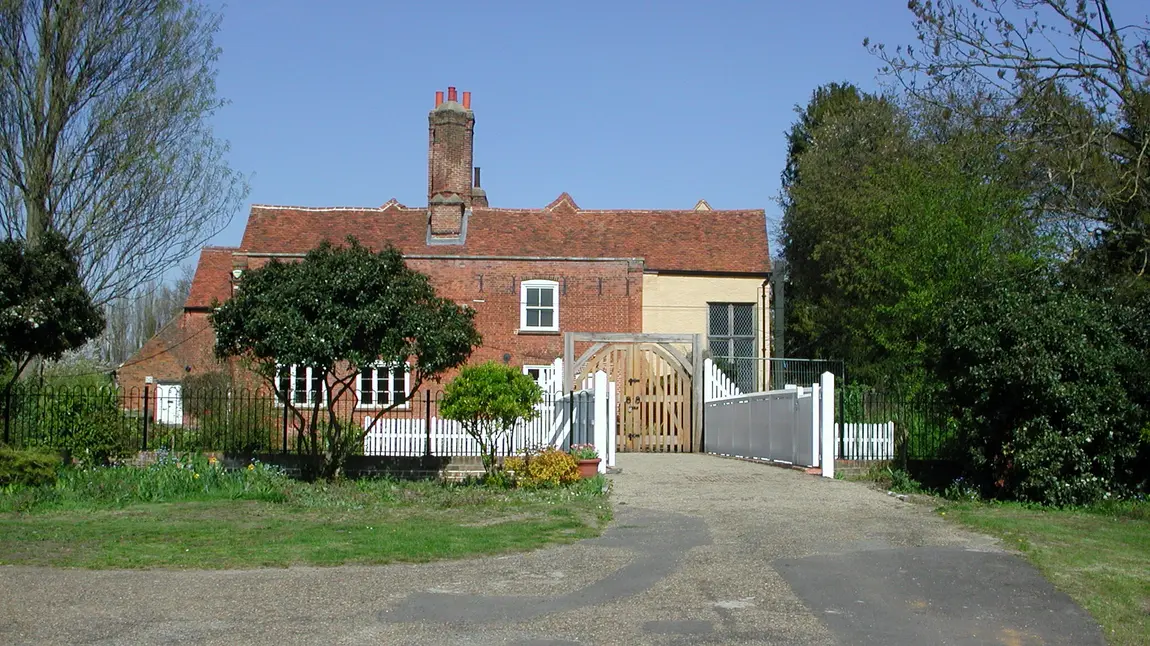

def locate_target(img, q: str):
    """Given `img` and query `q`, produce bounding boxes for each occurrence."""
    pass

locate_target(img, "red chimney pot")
[462,91,471,109]
[435,91,444,107]
[447,86,457,102]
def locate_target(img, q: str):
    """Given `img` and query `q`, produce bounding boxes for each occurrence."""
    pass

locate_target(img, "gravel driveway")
[0,453,1103,645]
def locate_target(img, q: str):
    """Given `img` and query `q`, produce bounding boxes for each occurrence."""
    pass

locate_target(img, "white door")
[156,383,183,425]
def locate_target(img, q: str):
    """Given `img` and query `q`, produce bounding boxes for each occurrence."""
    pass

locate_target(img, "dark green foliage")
[194,394,278,454]
[211,238,480,479]
[177,372,277,453]
[873,1,1150,289]
[181,371,233,418]
[778,4,1150,506]
[934,272,1145,505]
[780,82,876,204]
[780,85,907,365]
[15,386,130,465]
[482,469,516,489]
[0,230,104,383]
[885,467,922,494]
[780,85,1040,389]
[440,362,543,476]
[0,447,60,487]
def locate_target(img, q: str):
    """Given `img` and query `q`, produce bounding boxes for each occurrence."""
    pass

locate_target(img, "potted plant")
[570,443,600,478]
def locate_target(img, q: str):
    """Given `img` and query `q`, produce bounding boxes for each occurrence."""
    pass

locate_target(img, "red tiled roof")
[185,247,237,309]
[238,195,770,274]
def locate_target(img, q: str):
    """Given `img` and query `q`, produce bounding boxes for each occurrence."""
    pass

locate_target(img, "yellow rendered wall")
[641,273,769,356]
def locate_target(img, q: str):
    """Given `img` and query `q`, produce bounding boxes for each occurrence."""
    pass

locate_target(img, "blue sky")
[204,1,924,256]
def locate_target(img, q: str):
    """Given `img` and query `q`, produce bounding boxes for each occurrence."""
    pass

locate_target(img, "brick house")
[120,87,771,446]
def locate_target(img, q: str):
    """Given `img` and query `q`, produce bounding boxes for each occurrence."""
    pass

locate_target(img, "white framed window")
[520,279,559,331]
[357,363,410,409]
[522,364,554,389]
[275,365,326,406]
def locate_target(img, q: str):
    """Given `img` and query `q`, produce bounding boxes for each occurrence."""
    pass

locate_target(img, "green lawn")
[0,460,611,569]
[944,501,1149,646]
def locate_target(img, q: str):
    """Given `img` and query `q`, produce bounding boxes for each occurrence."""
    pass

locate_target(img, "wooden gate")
[579,343,692,452]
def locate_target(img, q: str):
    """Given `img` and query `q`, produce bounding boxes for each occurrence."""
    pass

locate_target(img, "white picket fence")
[363,414,558,457]
[837,422,895,460]
[703,357,742,402]
[361,360,616,473]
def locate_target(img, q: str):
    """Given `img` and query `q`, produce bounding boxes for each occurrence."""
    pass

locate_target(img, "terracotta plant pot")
[576,458,601,478]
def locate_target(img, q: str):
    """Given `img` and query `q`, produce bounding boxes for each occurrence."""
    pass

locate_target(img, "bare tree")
[97,266,192,365]
[0,0,247,304]
[870,0,1149,276]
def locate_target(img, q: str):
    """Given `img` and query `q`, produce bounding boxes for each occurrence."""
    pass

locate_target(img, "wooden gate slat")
[577,342,692,453]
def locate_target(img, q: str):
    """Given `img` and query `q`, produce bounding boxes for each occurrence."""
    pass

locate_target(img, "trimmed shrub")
[440,362,543,476]
[0,447,61,487]
[504,447,579,488]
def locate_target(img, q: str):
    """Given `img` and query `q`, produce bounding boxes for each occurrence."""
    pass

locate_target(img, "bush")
[0,447,61,487]
[943,476,981,502]
[440,362,543,476]
[15,386,130,465]
[482,469,515,489]
[885,467,922,494]
[194,393,278,454]
[181,372,233,419]
[39,363,115,389]
[934,273,1145,505]
[504,447,579,488]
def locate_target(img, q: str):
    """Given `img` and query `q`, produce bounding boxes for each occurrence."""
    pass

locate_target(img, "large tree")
[0,0,247,304]
[211,238,481,479]
[870,0,1149,281]
[780,84,1041,388]
[0,228,104,392]
[778,84,910,364]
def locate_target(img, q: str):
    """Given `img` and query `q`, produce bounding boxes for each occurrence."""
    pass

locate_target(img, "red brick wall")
[427,107,474,200]
[406,257,643,372]
[121,255,643,396]
[117,312,220,388]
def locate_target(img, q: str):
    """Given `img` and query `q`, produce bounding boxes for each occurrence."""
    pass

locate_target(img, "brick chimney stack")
[428,86,480,237]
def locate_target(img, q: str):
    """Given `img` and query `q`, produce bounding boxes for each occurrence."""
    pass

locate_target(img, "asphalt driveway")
[0,454,1103,645]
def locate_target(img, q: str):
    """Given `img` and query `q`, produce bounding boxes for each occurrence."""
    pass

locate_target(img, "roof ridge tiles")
[251,203,762,215]
[250,204,419,212]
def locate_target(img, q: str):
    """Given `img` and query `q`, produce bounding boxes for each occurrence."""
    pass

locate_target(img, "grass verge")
[943,500,1149,646]
[0,458,611,569]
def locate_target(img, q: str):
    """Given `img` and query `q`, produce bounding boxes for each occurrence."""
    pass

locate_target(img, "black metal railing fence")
[0,384,592,460]
[836,387,956,464]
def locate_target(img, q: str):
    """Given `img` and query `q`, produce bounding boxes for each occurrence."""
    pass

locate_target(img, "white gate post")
[810,382,820,467]
[593,370,609,473]
[549,357,564,394]
[607,381,617,468]
[703,358,713,402]
[820,372,835,479]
